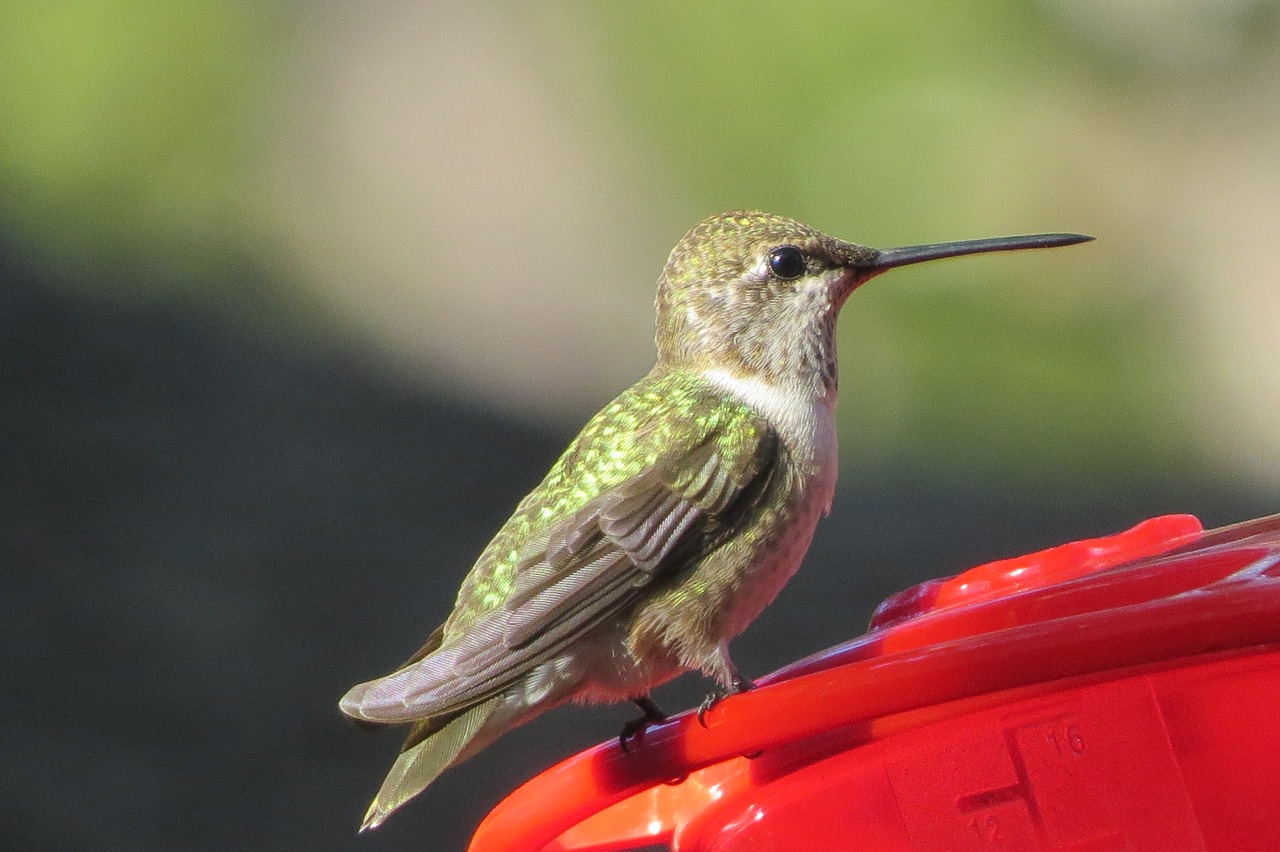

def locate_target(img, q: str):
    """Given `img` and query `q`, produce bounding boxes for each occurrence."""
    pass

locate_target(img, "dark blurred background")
[4,2,1280,850]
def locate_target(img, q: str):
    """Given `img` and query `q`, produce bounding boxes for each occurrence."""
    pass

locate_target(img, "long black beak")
[869,233,1093,272]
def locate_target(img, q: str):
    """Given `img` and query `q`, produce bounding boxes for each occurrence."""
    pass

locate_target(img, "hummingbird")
[339,210,1091,829]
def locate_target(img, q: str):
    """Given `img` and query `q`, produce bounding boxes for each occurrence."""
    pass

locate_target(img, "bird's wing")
[341,383,778,723]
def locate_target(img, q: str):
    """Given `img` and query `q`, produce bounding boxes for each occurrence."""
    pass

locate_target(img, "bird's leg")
[697,644,754,727]
[619,695,669,753]
[633,695,669,719]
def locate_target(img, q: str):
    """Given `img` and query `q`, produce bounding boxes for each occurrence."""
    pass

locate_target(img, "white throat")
[700,367,839,490]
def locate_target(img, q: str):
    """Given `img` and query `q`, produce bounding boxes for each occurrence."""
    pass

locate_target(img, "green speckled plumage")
[446,368,772,637]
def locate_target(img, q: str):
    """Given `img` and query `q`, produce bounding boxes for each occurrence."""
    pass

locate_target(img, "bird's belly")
[718,408,838,641]
[562,619,687,703]
[715,474,832,641]
[580,394,838,702]
[609,459,836,688]
[520,480,833,706]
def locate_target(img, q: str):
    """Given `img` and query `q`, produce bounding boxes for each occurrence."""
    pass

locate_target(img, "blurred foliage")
[838,269,1197,487]
[0,1,287,310]
[3,0,1274,489]
[536,0,1081,225]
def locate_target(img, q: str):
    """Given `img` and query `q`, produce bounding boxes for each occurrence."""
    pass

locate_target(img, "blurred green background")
[4,1,1279,849]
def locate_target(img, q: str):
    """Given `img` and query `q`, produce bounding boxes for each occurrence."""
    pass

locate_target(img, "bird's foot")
[695,692,723,728]
[619,696,668,754]
[697,675,755,728]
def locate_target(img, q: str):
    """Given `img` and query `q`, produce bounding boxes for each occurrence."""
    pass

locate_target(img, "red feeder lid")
[469,513,1280,851]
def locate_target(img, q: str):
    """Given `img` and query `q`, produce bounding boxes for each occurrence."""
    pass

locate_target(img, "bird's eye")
[767,245,807,280]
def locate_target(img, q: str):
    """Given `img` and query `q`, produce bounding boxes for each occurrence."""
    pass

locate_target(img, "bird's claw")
[618,717,651,754]
[696,691,725,728]
[619,696,668,754]
[697,675,755,728]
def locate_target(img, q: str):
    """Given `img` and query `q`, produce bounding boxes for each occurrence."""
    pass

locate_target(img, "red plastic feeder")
[469,513,1280,851]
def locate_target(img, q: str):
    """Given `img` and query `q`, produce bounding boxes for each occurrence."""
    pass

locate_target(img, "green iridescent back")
[441,367,769,637]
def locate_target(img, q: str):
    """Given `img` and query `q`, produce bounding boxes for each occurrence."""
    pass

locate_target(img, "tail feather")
[359,696,503,831]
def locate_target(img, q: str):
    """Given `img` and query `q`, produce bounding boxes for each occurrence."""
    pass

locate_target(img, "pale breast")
[586,369,841,697]
[689,368,839,637]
